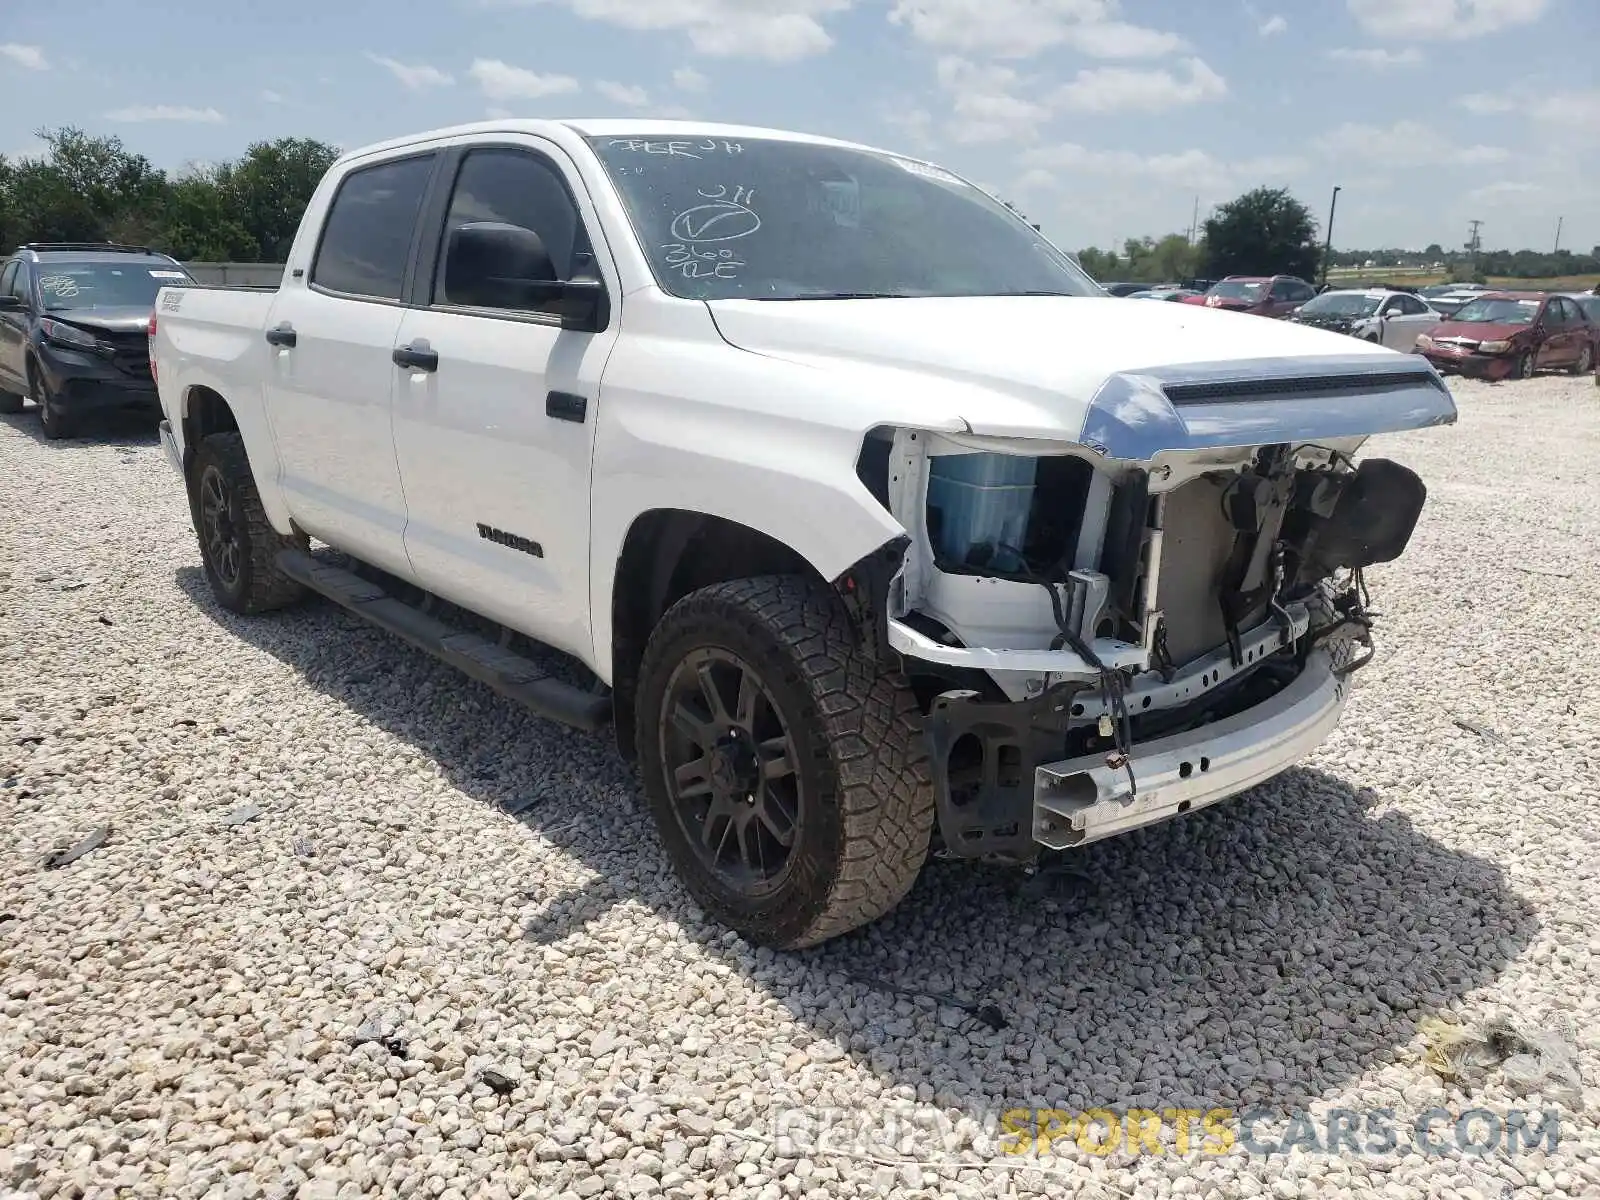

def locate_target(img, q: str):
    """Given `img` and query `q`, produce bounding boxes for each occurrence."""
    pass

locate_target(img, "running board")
[275,549,612,733]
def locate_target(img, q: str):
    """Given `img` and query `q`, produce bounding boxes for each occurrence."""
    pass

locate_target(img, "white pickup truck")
[150,118,1456,948]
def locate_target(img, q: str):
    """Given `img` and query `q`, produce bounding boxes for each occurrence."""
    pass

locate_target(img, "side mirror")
[559,277,609,334]
[0,295,22,311]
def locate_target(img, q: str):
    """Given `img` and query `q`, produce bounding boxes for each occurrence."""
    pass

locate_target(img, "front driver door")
[390,138,621,664]
[0,261,27,391]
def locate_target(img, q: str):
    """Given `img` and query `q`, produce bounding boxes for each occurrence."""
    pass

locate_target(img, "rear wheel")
[635,575,934,949]
[191,432,307,615]
[1570,343,1593,376]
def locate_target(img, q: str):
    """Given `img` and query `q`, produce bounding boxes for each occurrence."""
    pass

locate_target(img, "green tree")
[220,137,340,261]
[1201,186,1320,280]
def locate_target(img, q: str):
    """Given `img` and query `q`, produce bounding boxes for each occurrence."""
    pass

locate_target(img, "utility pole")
[1553,216,1563,254]
[1189,194,1200,245]
[1320,185,1341,287]
[1466,219,1483,276]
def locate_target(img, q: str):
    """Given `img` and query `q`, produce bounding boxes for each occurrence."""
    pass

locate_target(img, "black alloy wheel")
[660,647,800,894]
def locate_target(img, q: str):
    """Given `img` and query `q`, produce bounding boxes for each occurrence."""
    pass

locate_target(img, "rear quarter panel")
[154,286,297,532]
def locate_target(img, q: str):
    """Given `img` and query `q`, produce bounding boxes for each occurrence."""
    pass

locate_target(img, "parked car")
[1126,287,1201,302]
[1287,288,1443,351]
[1418,282,1489,318]
[1417,292,1596,380]
[1100,281,1148,297]
[150,118,1455,949]
[0,243,194,438]
[1181,274,1317,318]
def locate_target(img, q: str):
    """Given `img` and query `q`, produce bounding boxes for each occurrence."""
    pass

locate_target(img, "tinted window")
[433,148,589,314]
[1288,281,1315,301]
[9,263,26,303]
[35,260,189,311]
[312,155,435,300]
[586,133,1098,302]
[0,262,15,300]
[1575,296,1600,323]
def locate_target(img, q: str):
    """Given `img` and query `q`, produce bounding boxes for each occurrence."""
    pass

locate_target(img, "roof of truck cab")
[332,118,906,169]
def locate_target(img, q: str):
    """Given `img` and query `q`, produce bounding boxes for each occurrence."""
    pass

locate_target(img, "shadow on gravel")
[175,565,1539,1116]
[0,405,160,447]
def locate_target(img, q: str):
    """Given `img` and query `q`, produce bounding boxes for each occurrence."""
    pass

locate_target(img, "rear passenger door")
[389,138,621,662]
[260,151,440,581]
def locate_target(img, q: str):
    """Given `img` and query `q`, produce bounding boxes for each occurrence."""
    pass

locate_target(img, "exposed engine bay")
[853,426,1428,862]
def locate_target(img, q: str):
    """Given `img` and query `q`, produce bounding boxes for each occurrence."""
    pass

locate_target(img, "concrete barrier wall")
[181,262,285,288]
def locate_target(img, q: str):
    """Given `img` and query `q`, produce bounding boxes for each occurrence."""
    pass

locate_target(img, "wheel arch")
[605,507,908,762]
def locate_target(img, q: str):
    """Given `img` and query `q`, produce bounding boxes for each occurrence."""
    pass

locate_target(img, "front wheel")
[34,370,74,440]
[190,432,307,615]
[634,576,935,949]
[1512,349,1536,381]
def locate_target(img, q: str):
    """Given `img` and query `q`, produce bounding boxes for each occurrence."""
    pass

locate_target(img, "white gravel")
[2,374,1599,1200]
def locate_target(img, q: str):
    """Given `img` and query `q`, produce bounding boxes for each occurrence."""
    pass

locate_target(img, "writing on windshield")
[587,134,1097,302]
[38,263,186,310]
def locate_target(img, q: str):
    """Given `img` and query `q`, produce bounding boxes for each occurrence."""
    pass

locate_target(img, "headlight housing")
[1415,334,1434,348]
[39,318,104,353]
[1478,339,1512,354]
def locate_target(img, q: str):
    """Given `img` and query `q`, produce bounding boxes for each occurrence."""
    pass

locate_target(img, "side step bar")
[275,549,612,733]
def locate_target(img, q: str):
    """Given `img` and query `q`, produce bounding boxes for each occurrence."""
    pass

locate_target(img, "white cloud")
[365,53,453,89]
[1020,143,1306,192]
[1467,180,1540,203]
[513,0,850,61]
[1052,57,1227,114]
[486,106,515,119]
[1259,14,1288,36]
[890,0,1183,60]
[261,89,285,105]
[1327,46,1424,67]
[1314,119,1508,166]
[595,80,650,108]
[672,66,708,93]
[468,58,581,101]
[935,56,1051,143]
[0,43,48,70]
[104,105,226,124]
[1346,0,1549,41]
[1458,91,1517,113]
[1062,21,1186,58]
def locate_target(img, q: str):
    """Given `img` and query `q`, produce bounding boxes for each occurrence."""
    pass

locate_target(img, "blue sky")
[1,0,1594,255]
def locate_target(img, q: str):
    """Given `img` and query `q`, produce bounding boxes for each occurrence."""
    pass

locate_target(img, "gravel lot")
[2,373,1598,1200]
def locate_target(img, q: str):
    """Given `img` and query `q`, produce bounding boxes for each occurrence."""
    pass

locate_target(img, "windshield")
[1301,293,1381,317]
[1451,297,1539,325]
[585,134,1099,301]
[36,261,189,311]
[1207,280,1263,300]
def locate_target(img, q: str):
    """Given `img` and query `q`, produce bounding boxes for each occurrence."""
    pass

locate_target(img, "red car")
[1416,292,1597,381]
[1181,274,1317,318]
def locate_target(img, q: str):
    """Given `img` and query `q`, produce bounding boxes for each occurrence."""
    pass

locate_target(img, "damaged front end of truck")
[847,353,1456,862]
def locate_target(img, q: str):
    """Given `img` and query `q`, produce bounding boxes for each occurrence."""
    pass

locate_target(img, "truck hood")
[706,295,1458,456]
[43,307,152,336]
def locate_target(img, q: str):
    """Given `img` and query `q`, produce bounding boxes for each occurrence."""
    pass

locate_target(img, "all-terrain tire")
[635,575,935,949]
[191,432,307,615]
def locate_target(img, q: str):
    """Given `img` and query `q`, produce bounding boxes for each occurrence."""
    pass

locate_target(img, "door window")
[1544,298,1571,327]
[432,148,594,317]
[310,154,436,302]
[0,262,16,302]
[1268,280,1293,300]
